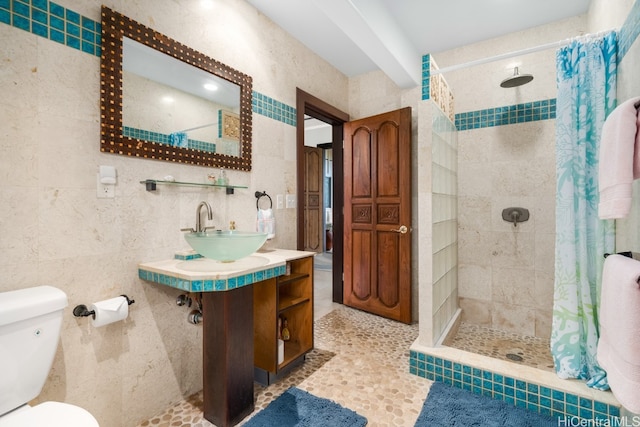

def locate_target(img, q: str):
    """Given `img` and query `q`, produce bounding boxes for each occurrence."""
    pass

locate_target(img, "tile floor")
[137,254,557,426]
[137,306,432,427]
[444,322,555,372]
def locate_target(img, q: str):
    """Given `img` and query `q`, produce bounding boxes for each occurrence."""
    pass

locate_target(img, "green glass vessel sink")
[184,230,268,262]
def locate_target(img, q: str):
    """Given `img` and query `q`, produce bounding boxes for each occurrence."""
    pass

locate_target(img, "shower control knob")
[501,207,530,227]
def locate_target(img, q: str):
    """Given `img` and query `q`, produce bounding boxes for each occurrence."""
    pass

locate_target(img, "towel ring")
[255,191,273,210]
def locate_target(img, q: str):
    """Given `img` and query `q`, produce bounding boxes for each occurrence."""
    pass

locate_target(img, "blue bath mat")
[415,381,558,426]
[243,387,367,426]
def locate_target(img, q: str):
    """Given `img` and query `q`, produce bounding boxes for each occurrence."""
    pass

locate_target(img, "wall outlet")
[97,174,115,198]
[276,194,284,209]
[286,194,296,209]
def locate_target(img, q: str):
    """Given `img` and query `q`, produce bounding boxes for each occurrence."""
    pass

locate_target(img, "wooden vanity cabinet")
[253,255,313,385]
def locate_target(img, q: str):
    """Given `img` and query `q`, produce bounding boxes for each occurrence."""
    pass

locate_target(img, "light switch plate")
[286,194,296,209]
[276,194,284,209]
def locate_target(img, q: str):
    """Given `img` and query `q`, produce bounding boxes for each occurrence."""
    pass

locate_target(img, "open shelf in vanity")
[253,255,313,385]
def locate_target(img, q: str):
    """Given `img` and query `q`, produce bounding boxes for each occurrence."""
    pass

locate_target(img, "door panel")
[305,205,321,251]
[352,128,372,197]
[304,147,323,252]
[351,230,372,300]
[377,122,400,197]
[377,232,400,307]
[344,107,412,324]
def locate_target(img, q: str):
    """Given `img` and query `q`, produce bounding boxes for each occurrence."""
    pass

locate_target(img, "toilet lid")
[0,402,98,427]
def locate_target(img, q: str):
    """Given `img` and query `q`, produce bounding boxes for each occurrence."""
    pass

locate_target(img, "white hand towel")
[598,96,640,219]
[597,254,640,413]
[256,208,275,240]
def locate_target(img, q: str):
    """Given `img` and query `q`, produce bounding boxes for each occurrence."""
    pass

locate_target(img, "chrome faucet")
[195,201,213,232]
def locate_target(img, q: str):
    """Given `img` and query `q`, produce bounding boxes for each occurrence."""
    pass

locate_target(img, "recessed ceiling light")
[204,83,218,91]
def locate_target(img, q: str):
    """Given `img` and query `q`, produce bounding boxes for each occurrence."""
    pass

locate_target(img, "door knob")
[391,225,408,234]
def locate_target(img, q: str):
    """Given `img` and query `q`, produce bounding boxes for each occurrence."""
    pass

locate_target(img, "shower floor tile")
[444,322,555,372]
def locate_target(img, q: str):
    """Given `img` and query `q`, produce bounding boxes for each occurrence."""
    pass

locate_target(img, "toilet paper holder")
[73,295,135,319]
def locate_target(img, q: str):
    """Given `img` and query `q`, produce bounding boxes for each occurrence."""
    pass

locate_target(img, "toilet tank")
[0,286,68,416]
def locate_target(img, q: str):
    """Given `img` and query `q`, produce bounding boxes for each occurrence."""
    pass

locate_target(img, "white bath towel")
[256,208,275,240]
[597,254,640,413]
[598,96,640,219]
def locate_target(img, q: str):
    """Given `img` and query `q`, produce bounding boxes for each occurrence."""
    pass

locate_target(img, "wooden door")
[343,107,412,324]
[304,146,323,252]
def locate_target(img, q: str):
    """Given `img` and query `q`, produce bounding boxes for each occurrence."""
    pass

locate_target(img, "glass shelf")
[140,179,248,194]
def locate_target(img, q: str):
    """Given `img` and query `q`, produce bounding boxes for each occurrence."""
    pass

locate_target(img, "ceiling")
[246,0,591,88]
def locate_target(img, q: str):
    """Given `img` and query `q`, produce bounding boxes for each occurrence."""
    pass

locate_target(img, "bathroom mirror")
[100,6,253,171]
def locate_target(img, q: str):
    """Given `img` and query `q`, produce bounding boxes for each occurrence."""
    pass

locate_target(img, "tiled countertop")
[138,249,315,292]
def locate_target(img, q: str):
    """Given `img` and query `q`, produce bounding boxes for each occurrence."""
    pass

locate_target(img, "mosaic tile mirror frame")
[100,6,253,171]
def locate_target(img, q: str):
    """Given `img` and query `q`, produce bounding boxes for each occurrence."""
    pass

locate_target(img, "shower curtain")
[551,31,617,390]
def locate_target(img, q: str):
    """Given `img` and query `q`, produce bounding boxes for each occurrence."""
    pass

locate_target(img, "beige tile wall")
[456,117,557,338]
[433,0,639,339]
[2,0,636,425]
[0,0,348,425]
[433,16,588,339]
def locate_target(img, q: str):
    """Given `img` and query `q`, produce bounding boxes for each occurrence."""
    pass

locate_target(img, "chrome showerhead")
[500,67,534,88]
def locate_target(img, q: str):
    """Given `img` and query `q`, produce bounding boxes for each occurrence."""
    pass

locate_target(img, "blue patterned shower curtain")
[551,32,617,390]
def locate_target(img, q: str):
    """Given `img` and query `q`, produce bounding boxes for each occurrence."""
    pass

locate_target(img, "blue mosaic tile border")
[421,54,431,101]
[252,91,296,126]
[124,126,170,145]
[123,126,216,153]
[409,350,620,424]
[1,3,298,128]
[138,264,286,292]
[0,0,101,56]
[126,93,297,134]
[455,98,556,131]
[174,252,202,261]
[619,0,640,60]
[4,1,637,131]
[424,1,638,130]
[217,109,223,139]
[188,138,217,153]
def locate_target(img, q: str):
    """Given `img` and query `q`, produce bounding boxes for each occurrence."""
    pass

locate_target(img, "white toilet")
[0,286,99,426]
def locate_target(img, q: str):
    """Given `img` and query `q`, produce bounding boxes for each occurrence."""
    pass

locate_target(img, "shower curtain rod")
[430,30,615,76]
[430,40,570,75]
